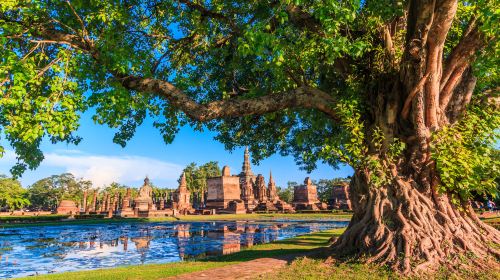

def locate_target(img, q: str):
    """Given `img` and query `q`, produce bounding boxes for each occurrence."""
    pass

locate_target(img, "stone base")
[293,202,328,211]
[243,199,259,212]
[118,209,135,218]
[205,199,238,210]
[175,207,195,215]
[276,201,295,213]
[147,209,174,217]
[254,201,279,212]
[118,209,173,218]
[228,200,246,214]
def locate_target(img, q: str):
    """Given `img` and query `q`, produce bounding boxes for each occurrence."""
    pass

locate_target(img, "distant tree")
[277,182,296,203]
[28,173,92,210]
[0,175,30,211]
[103,182,131,196]
[180,161,221,205]
[316,178,350,203]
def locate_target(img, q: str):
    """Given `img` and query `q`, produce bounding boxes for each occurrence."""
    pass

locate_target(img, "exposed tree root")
[331,172,500,275]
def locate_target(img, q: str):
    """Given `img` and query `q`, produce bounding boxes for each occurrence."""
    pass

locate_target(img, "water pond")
[0,219,348,278]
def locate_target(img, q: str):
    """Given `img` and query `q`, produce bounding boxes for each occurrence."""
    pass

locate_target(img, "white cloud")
[1,149,184,188]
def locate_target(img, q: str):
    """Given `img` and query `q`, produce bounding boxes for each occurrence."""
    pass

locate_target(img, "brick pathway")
[163,257,291,280]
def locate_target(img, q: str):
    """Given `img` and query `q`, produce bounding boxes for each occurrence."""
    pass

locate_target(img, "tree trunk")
[332,166,500,274]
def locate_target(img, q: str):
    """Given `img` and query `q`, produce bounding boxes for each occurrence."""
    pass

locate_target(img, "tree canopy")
[0,175,29,210]
[28,173,92,210]
[0,1,498,198]
[1,0,499,272]
[180,161,221,203]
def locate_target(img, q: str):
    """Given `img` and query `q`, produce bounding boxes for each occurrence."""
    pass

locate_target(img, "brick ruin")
[205,147,294,213]
[78,174,195,218]
[328,181,352,210]
[73,148,338,217]
[292,177,328,211]
[172,172,194,214]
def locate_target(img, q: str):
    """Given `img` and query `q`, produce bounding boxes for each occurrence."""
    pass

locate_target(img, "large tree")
[0,175,30,210]
[0,0,499,273]
[28,173,92,210]
[181,161,221,205]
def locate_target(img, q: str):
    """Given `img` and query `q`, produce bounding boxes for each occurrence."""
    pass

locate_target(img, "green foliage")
[28,173,92,210]
[431,104,500,203]
[102,182,137,200]
[0,0,498,202]
[277,182,297,203]
[181,161,221,203]
[0,175,30,210]
[316,178,350,203]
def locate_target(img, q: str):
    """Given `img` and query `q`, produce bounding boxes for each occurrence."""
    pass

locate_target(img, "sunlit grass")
[1,212,352,228]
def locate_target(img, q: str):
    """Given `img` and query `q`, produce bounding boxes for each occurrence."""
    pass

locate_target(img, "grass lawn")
[16,228,345,280]
[0,212,352,228]
[0,215,69,223]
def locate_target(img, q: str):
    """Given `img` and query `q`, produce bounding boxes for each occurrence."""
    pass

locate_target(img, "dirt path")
[162,256,293,280]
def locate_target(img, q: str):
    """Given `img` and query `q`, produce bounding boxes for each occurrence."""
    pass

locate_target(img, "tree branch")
[15,21,340,122]
[178,0,239,31]
[439,26,483,111]
[118,76,338,121]
[446,68,476,123]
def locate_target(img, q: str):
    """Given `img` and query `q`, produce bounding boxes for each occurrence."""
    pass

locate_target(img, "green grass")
[0,215,69,223]
[260,257,394,280]
[260,256,500,280]
[16,228,344,280]
[162,212,352,221]
[1,212,352,228]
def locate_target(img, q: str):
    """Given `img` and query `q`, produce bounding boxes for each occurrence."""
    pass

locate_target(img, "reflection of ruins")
[207,226,241,255]
[132,235,153,264]
[243,225,257,248]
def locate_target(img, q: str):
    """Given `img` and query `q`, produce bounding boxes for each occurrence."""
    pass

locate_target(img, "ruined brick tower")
[239,147,258,210]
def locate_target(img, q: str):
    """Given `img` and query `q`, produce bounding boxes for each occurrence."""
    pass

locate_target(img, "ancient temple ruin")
[329,181,352,210]
[206,148,293,213]
[206,166,241,211]
[70,148,333,217]
[172,172,194,214]
[292,177,328,210]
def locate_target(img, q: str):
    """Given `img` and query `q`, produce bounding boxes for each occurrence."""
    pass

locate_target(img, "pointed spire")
[268,170,277,201]
[269,170,275,184]
[179,172,187,189]
[242,146,253,175]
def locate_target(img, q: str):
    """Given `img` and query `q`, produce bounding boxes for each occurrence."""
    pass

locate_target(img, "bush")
[74,214,106,220]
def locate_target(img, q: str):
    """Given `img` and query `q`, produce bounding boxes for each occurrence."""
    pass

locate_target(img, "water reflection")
[0,220,347,278]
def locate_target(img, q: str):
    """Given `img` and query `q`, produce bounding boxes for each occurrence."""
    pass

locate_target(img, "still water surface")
[0,219,348,278]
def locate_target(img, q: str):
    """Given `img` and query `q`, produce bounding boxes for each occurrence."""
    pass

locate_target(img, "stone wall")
[206,167,241,210]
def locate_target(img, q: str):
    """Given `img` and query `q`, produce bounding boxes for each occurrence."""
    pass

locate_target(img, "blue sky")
[0,112,353,189]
